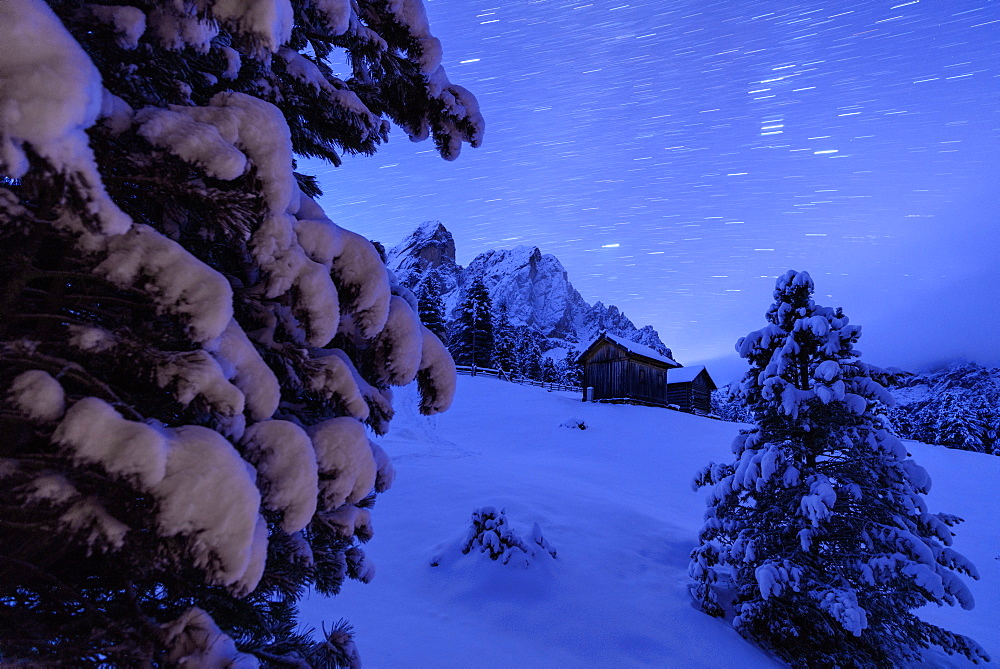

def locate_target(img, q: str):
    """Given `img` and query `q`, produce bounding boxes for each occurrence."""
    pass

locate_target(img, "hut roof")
[666,365,718,389]
[578,332,681,368]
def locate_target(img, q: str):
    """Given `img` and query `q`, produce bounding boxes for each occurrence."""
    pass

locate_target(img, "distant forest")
[714,362,1000,456]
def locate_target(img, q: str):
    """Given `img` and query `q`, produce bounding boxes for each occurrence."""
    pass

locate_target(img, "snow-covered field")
[301,375,999,667]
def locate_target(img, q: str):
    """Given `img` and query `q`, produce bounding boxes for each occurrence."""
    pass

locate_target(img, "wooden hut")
[576,332,680,406]
[666,365,717,414]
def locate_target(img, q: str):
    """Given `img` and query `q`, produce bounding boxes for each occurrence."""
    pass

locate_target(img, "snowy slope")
[301,376,999,668]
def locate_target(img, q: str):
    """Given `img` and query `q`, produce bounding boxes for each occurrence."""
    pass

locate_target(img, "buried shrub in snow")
[461,507,557,567]
[690,270,989,667]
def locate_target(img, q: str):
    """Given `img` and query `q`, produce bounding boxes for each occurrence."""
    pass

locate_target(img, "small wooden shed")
[666,365,717,414]
[576,332,680,406]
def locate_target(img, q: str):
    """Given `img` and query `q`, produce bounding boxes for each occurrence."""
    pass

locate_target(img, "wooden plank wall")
[582,343,668,405]
[627,360,668,404]
[667,374,713,413]
[690,378,712,413]
[583,351,628,400]
[666,383,690,411]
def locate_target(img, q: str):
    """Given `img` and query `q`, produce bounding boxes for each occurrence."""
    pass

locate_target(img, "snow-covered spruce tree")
[689,270,989,667]
[930,392,986,452]
[491,302,516,375]
[540,357,558,383]
[559,349,582,386]
[416,270,448,343]
[513,325,544,381]
[0,0,481,664]
[711,382,754,423]
[448,276,493,368]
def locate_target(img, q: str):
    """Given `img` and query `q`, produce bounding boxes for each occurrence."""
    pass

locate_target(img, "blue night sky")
[306,0,1000,376]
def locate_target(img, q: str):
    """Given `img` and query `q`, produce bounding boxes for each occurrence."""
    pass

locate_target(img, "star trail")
[306,0,1000,372]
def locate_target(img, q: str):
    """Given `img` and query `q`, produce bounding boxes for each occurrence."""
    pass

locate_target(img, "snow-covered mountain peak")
[387,220,461,290]
[387,222,672,358]
[471,245,545,272]
[388,220,456,270]
[467,244,580,339]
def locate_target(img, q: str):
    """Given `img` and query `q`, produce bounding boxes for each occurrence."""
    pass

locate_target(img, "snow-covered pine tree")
[710,382,754,423]
[689,270,988,667]
[981,406,1000,456]
[491,302,517,376]
[540,357,558,383]
[513,325,544,381]
[0,0,481,664]
[417,270,448,343]
[559,349,582,386]
[448,276,494,368]
[931,391,985,452]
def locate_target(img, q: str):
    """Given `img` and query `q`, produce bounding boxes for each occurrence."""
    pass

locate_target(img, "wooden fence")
[454,365,581,394]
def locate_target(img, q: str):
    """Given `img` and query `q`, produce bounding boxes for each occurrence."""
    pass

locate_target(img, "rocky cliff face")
[466,245,591,342]
[385,220,463,295]
[585,303,669,354]
[387,221,674,359]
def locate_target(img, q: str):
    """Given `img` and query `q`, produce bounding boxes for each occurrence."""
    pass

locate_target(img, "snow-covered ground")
[301,375,999,667]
